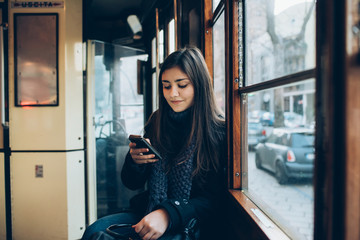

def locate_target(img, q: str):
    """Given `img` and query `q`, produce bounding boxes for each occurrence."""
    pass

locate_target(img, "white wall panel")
[0,153,5,239]
[11,152,85,240]
[8,0,83,151]
[67,151,86,239]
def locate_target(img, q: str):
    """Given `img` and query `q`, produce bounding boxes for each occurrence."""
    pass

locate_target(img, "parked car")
[260,111,274,126]
[248,120,266,150]
[249,110,267,122]
[254,128,314,184]
[284,112,304,128]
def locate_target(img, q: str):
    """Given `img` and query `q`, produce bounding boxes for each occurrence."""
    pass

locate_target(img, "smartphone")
[128,135,163,160]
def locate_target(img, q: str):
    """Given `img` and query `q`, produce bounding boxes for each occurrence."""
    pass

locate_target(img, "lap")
[82,212,199,240]
[81,212,142,240]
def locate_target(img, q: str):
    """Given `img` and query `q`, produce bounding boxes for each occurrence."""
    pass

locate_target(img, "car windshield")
[291,133,314,147]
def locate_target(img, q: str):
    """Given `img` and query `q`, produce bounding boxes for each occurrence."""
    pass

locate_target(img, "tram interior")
[85,0,152,50]
[1,0,359,240]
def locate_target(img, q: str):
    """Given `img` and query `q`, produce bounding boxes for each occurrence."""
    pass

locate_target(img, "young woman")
[82,47,227,240]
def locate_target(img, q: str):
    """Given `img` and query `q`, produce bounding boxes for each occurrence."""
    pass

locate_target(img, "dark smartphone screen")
[128,135,163,160]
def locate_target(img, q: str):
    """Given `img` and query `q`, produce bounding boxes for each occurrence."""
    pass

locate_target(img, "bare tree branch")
[265,0,279,45]
[297,1,316,41]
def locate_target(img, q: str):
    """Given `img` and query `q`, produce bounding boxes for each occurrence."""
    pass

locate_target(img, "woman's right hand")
[133,209,170,240]
[129,140,159,164]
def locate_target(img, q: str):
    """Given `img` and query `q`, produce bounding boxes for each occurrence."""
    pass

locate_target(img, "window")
[14,14,58,106]
[90,41,147,217]
[151,37,158,111]
[213,0,221,12]
[158,29,164,64]
[212,1,226,114]
[152,72,157,111]
[168,19,176,55]
[237,0,316,239]
[244,0,316,85]
[151,37,156,69]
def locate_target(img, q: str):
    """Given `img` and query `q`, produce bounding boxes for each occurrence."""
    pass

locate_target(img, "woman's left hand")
[133,209,170,240]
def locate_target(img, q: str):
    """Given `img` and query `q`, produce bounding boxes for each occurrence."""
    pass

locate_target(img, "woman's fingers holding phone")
[129,143,149,155]
[132,154,159,164]
[129,145,158,164]
[129,142,137,148]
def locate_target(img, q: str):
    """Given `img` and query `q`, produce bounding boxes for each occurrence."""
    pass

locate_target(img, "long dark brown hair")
[150,47,225,175]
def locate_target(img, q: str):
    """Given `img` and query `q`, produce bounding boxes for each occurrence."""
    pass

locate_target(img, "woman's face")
[161,67,195,112]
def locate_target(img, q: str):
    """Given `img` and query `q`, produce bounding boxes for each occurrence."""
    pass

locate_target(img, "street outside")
[247,151,314,240]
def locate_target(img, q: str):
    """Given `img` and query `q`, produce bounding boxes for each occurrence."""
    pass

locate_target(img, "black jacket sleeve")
[121,152,150,190]
[121,111,159,190]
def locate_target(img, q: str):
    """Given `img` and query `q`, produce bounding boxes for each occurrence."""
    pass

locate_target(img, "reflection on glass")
[244,79,315,239]
[15,14,58,106]
[92,41,147,217]
[244,0,316,85]
[213,12,225,114]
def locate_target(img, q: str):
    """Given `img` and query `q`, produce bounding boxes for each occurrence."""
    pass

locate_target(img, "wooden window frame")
[225,0,318,239]
[226,0,360,239]
[203,0,213,78]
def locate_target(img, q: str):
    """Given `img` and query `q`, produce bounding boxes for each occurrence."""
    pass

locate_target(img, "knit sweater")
[147,108,196,212]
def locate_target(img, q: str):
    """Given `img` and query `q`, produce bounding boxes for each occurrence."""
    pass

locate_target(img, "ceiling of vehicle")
[84,0,157,49]
[88,0,143,18]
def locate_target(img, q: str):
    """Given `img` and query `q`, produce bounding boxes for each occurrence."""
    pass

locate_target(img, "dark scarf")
[147,108,196,213]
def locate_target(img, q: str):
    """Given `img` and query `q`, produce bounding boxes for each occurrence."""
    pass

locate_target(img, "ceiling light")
[127,15,142,39]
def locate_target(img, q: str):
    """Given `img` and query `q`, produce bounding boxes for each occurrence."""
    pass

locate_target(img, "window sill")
[228,190,291,240]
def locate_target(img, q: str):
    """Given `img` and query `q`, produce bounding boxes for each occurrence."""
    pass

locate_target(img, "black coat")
[121,111,227,239]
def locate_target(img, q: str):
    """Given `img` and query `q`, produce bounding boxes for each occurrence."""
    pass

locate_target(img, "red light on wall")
[19,101,36,109]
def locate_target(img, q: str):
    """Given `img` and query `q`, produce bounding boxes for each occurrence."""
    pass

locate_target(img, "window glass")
[152,72,158,111]
[244,79,315,239]
[151,37,156,68]
[168,19,175,55]
[159,29,164,64]
[291,133,314,147]
[15,14,58,106]
[92,41,147,217]
[244,0,315,85]
[213,12,226,114]
[213,0,221,12]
